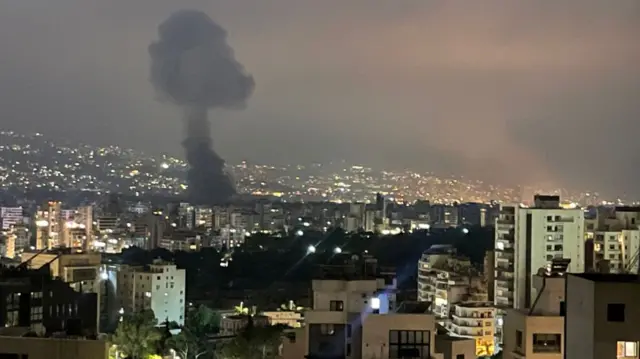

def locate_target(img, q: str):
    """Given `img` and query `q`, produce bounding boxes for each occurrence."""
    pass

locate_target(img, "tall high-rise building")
[494,195,584,310]
[0,206,23,230]
[35,201,63,250]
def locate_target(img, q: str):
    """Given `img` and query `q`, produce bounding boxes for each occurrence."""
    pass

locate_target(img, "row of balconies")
[453,309,495,319]
[447,322,493,337]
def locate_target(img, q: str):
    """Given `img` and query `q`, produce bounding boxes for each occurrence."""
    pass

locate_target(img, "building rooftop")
[435,334,472,342]
[456,301,494,308]
[0,327,32,337]
[396,301,431,314]
[423,244,456,255]
[570,273,640,283]
[22,248,93,256]
[511,308,564,318]
[614,206,640,213]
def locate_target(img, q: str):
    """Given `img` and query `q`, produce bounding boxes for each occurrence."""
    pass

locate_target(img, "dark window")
[456,355,465,359]
[330,300,344,311]
[346,343,352,356]
[559,301,566,316]
[346,324,352,338]
[320,324,335,336]
[532,333,561,353]
[516,330,523,349]
[389,330,430,359]
[607,303,625,322]
[0,354,24,359]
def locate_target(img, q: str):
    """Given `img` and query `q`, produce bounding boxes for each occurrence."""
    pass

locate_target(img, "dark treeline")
[117,226,493,301]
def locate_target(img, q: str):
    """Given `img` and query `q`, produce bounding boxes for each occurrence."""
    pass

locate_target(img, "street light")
[307,245,316,254]
[333,247,342,254]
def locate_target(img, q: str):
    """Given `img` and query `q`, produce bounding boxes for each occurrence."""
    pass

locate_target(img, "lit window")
[617,341,638,358]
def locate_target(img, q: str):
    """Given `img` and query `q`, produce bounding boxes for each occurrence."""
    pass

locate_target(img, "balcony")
[448,322,483,337]
[494,297,512,308]
[435,289,448,299]
[496,219,514,225]
[451,318,483,328]
[495,264,514,273]
[495,253,513,262]
[495,283,514,294]
[548,218,575,223]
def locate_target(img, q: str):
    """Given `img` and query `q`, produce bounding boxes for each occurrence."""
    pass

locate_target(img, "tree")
[279,300,303,312]
[234,302,257,316]
[111,310,162,359]
[166,305,220,359]
[217,322,284,359]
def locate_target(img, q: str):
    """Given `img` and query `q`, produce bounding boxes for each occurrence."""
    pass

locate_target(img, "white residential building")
[446,302,496,357]
[417,245,486,318]
[116,260,186,326]
[494,195,584,310]
[0,206,23,230]
[588,206,640,273]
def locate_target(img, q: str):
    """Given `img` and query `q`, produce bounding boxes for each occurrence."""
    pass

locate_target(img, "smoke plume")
[149,10,255,204]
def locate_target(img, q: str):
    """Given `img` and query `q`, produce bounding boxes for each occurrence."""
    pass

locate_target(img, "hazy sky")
[1,1,639,196]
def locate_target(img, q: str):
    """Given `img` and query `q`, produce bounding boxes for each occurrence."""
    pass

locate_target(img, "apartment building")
[585,206,640,273]
[281,278,476,359]
[21,249,102,294]
[0,328,108,359]
[0,206,23,230]
[502,271,565,359]
[35,201,63,249]
[494,195,584,310]
[445,302,496,357]
[261,310,303,328]
[0,266,99,336]
[220,314,270,335]
[565,273,640,359]
[1,224,30,259]
[417,245,486,318]
[116,260,186,325]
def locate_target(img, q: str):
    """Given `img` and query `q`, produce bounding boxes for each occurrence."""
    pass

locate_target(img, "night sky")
[1,0,639,196]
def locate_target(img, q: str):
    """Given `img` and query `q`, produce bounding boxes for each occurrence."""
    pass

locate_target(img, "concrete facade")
[116,260,186,325]
[281,278,475,359]
[495,195,584,310]
[502,274,565,359]
[565,273,640,359]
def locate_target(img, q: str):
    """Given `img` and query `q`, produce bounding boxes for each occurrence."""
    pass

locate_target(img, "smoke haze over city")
[0,1,639,197]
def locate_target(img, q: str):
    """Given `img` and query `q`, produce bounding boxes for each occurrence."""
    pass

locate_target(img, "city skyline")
[1,1,639,196]
[0,130,613,205]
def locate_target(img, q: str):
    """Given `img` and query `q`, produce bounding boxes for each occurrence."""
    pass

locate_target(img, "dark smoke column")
[149,10,255,204]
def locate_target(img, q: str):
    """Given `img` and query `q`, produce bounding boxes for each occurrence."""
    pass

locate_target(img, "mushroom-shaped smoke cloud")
[149,10,255,204]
